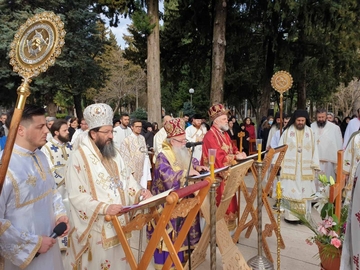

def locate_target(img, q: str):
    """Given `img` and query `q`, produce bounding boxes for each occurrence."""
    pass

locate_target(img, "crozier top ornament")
[9,11,66,79]
[271,71,293,94]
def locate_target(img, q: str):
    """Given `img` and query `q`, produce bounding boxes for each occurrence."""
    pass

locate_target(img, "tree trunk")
[210,0,227,105]
[146,0,161,124]
[46,101,57,117]
[259,36,275,123]
[297,73,307,109]
[73,94,83,120]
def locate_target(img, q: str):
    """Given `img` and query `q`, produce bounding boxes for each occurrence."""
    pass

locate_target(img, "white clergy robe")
[277,125,320,220]
[266,125,279,149]
[113,125,132,150]
[343,117,360,149]
[41,138,73,250]
[185,125,207,162]
[64,135,143,270]
[152,127,167,163]
[119,133,151,188]
[340,162,360,270]
[343,131,360,204]
[311,121,342,188]
[0,145,66,270]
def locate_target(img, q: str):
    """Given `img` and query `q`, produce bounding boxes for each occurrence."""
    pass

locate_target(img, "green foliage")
[181,101,195,117]
[130,107,147,120]
[0,0,112,118]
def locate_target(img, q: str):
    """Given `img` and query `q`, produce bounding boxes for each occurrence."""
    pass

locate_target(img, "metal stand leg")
[210,181,219,270]
[247,161,274,270]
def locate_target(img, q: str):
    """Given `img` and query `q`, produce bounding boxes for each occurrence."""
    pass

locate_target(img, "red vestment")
[201,126,239,229]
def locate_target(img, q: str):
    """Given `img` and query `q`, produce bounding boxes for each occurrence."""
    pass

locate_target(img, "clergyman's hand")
[106,204,123,215]
[140,189,152,201]
[37,236,56,254]
[56,215,70,236]
[236,152,247,160]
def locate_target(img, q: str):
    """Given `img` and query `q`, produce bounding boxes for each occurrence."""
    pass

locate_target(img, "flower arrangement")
[288,174,348,260]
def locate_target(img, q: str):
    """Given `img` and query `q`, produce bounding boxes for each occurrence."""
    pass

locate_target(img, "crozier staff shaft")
[279,94,283,136]
[0,80,30,194]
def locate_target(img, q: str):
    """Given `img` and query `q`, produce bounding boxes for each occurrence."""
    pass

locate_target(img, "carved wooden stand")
[106,178,212,270]
[232,145,288,263]
[186,160,254,269]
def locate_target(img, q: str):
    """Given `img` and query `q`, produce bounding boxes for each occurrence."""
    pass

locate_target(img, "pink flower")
[317,225,327,235]
[328,230,339,238]
[305,238,313,246]
[321,217,335,229]
[330,238,342,248]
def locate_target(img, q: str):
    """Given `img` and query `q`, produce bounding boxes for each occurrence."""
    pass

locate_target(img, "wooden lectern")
[105,178,212,270]
[233,145,288,262]
[187,159,254,269]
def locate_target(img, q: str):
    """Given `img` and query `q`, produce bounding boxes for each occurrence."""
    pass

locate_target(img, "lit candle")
[210,155,215,179]
[257,143,262,162]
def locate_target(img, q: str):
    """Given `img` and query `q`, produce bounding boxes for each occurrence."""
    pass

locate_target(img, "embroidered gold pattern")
[8,171,52,208]
[25,175,37,187]
[20,235,42,269]
[0,221,10,236]
[13,149,46,180]
[78,202,104,243]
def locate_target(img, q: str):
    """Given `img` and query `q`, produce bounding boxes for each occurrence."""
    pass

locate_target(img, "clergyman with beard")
[311,108,342,191]
[41,119,73,250]
[149,117,208,269]
[64,103,152,269]
[201,104,247,231]
[277,109,320,223]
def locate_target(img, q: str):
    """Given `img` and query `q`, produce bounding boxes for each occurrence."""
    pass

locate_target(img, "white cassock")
[119,132,151,188]
[0,145,66,270]
[152,127,167,163]
[185,125,207,162]
[343,131,360,204]
[113,125,132,150]
[340,162,360,270]
[311,121,342,190]
[41,138,73,250]
[266,125,279,149]
[277,125,320,221]
[343,117,360,149]
[70,128,85,146]
[64,135,143,270]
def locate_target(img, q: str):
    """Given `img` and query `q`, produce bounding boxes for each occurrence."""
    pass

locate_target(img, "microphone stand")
[184,144,196,270]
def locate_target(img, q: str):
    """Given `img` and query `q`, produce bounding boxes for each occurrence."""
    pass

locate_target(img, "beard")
[275,122,280,129]
[317,120,326,128]
[295,123,305,130]
[219,123,229,132]
[57,134,70,143]
[95,139,116,159]
[172,145,191,169]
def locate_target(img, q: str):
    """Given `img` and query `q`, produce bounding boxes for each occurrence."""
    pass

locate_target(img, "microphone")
[185,141,203,148]
[35,222,67,258]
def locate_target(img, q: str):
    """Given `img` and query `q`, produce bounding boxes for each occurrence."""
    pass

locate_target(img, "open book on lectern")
[189,166,229,180]
[121,188,174,212]
[236,144,286,163]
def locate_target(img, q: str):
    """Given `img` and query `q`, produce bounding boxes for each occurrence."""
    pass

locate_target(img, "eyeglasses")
[172,138,188,143]
[97,129,115,135]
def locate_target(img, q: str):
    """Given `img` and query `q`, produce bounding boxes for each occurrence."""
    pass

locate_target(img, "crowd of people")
[0,101,360,269]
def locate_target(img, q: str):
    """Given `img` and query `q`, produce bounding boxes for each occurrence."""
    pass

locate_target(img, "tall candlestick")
[256,139,263,162]
[257,144,262,162]
[209,153,215,179]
